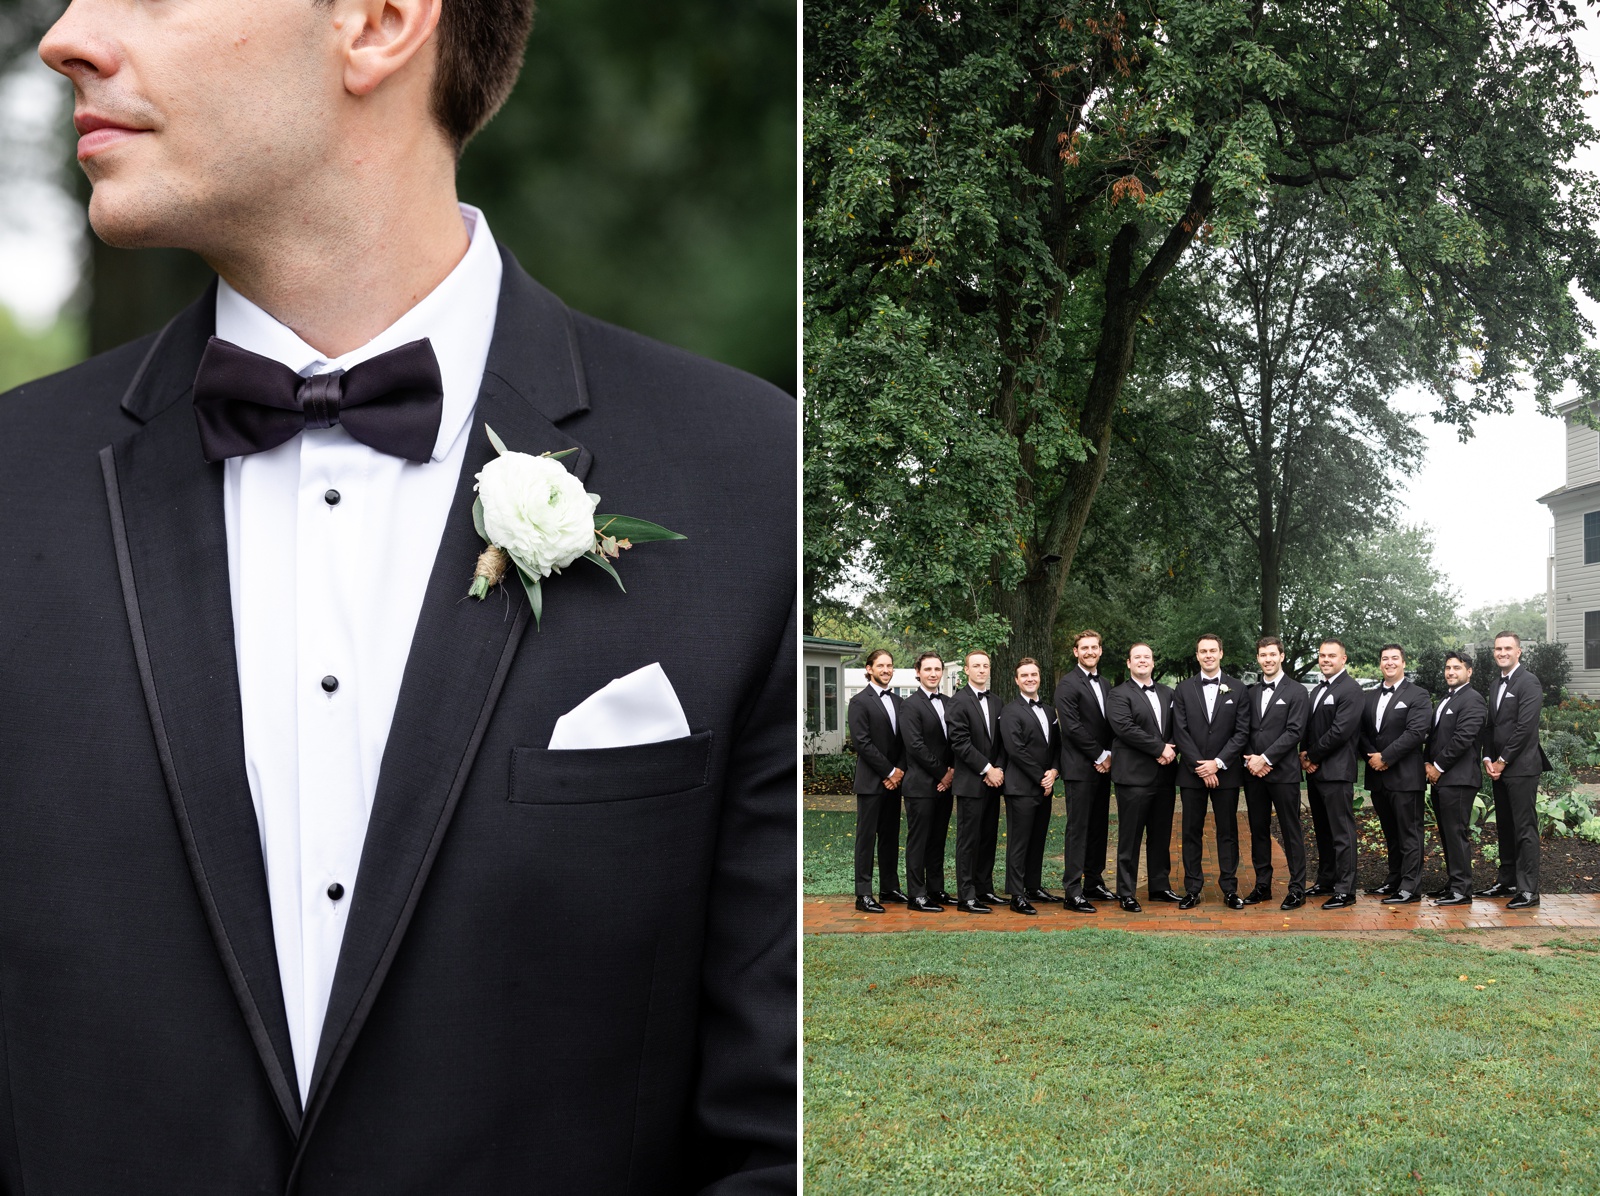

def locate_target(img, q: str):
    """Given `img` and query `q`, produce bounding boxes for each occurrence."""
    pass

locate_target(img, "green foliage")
[807,931,1600,1193]
[1544,697,1600,744]
[0,309,84,395]
[806,754,856,783]
[1460,594,1547,646]
[1526,641,1572,705]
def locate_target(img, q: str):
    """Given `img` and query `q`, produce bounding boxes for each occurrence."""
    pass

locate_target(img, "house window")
[805,665,821,735]
[824,666,839,732]
[1587,511,1600,565]
[1588,612,1600,671]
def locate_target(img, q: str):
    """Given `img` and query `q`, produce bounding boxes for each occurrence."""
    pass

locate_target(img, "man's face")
[917,659,943,689]
[40,0,352,250]
[964,654,991,689]
[1494,636,1521,670]
[1128,646,1154,682]
[1074,637,1102,669]
[1444,659,1469,688]
[1318,642,1346,676]
[1379,649,1404,683]
[1196,639,1221,673]
[1257,646,1282,677]
[868,656,895,686]
[1015,664,1040,697]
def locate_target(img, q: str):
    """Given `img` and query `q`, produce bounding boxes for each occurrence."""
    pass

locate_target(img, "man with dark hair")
[2,1,796,1188]
[1359,644,1433,903]
[1426,651,1489,905]
[1300,638,1366,908]
[947,650,1008,913]
[1053,629,1116,907]
[1105,642,1181,912]
[997,658,1060,915]
[848,648,906,912]
[1171,634,1250,909]
[1243,635,1310,910]
[900,653,957,911]
[1477,632,1554,907]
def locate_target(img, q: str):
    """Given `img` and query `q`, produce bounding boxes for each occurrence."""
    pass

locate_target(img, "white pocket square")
[1275,698,1286,706]
[1396,702,1407,709]
[547,663,691,750]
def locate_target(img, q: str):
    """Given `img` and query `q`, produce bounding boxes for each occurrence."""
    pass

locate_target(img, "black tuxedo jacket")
[996,698,1059,797]
[946,686,1007,799]
[1243,678,1308,784]
[0,252,794,1193]
[1053,667,1113,782]
[899,690,954,799]
[1170,674,1249,789]
[1485,667,1554,777]
[1106,681,1178,788]
[848,686,904,795]
[1359,679,1433,792]
[1428,685,1488,789]
[1301,672,1365,783]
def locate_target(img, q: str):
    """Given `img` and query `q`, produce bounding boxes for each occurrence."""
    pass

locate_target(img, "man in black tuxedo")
[1477,632,1554,908]
[1242,635,1310,910]
[1300,638,1366,908]
[1358,644,1433,904]
[1171,634,1251,910]
[2,1,794,1189]
[1105,642,1181,912]
[1054,629,1116,905]
[946,650,1009,913]
[996,658,1061,915]
[900,652,957,911]
[848,648,906,912]
[1425,651,1489,906]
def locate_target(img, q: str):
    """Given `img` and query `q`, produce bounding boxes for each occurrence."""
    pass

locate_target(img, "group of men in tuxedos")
[848,629,1550,916]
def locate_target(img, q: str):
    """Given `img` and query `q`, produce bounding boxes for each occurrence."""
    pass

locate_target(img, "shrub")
[1543,697,1600,745]
[1543,729,1591,776]
[1536,783,1592,838]
[1412,645,1448,699]
[1525,641,1571,705]
[807,752,855,782]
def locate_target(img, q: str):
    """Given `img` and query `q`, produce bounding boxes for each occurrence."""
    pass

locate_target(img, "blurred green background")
[0,0,796,394]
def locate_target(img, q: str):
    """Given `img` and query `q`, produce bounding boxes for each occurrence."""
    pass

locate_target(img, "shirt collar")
[1322,669,1346,685]
[1200,670,1221,680]
[1501,664,1519,680]
[213,203,503,465]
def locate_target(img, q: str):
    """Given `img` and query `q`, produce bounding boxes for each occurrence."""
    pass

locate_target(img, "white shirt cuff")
[1214,759,1226,771]
[1095,750,1111,764]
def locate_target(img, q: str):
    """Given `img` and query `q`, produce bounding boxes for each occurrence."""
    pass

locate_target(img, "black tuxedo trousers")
[904,793,954,900]
[1369,780,1426,893]
[1060,776,1111,897]
[1307,777,1358,896]
[1242,778,1307,896]
[0,253,795,1193]
[1114,783,1175,899]
[955,791,1002,901]
[1180,786,1241,896]
[853,791,902,896]
[1432,784,1478,897]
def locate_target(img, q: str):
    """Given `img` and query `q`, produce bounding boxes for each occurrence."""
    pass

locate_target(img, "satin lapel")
[101,311,302,1134]
[297,368,591,1146]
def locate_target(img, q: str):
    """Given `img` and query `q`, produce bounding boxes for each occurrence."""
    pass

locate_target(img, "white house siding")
[1545,488,1600,698]
[1566,411,1600,491]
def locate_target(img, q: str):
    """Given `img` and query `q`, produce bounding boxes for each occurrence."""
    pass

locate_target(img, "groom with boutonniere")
[0,0,795,1190]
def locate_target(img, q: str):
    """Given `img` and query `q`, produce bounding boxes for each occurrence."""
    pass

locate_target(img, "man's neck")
[1200,669,1221,680]
[204,157,469,359]
[1133,677,1154,687]
[1502,663,1518,678]
[1021,691,1039,702]
[1262,671,1281,683]
[1078,663,1097,675]
[920,685,939,696]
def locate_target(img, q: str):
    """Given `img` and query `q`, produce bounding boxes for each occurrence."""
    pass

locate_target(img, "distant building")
[803,636,860,754]
[1536,399,1598,695]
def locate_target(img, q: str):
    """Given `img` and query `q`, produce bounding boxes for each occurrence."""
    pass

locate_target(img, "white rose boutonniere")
[1219,684,1231,695]
[467,425,684,627]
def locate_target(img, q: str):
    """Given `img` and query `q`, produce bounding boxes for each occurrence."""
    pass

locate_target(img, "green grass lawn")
[806,929,1600,1195]
[804,808,1068,895]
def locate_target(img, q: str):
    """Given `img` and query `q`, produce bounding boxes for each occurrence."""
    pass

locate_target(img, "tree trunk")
[88,238,213,356]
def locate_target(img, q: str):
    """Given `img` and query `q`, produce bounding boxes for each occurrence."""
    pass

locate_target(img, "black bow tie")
[1261,681,1277,691]
[1200,677,1219,687]
[1083,671,1099,679]
[1139,684,1156,693]
[193,336,444,464]
[1026,698,1040,707]
[1381,686,1395,694]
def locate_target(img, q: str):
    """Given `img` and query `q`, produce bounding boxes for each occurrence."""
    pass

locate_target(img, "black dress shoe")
[1240,888,1270,905]
[956,898,992,914]
[1322,893,1357,909]
[1224,892,1246,910]
[1381,891,1421,904]
[1028,887,1059,903]
[1150,889,1183,904]
[1085,884,1117,902]
[1435,892,1472,906]
[1305,883,1336,897]
[979,891,1006,907]
[1063,896,1097,914]
[882,888,909,904]
[1119,896,1142,913]
[1506,892,1540,909]
[1366,881,1398,896]
[1280,893,1305,910]
[1427,885,1453,899]
[907,896,944,912]
[1010,896,1037,915]
[854,895,886,913]
[933,891,956,905]
[1178,894,1201,910]
[1474,881,1514,898]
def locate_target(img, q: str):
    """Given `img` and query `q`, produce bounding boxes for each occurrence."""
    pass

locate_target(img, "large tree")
[805,0,1600,677]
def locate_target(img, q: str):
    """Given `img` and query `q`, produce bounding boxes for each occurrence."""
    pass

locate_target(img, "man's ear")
[337,0,442,98]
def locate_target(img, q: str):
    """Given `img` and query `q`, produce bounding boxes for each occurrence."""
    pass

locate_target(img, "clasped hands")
[1299,750,1318,775]
[1194,758,1220,790]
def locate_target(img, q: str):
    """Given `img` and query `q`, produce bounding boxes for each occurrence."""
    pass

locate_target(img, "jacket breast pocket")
[510,730,713,804]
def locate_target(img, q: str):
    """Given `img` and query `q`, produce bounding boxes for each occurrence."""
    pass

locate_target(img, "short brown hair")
[964,650,991,667]
[434,0,534,151]
[1074,629,1102,648]
[1015,657,1040,673]
[1196,633,1223,651]
[1493,630,1522,646]
[1127,641,1153,657]
[1256,635,1284,653]
[864,648,894,668]
[1320,637,1348,654]
[914,651,944,671]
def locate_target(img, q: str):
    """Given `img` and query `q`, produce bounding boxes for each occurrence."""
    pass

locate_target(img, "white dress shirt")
[923,687,948,733]
[1140,683,1164,727]
[219,204,503,1103]
[1375,683,1398,726]
[1080,666,1111,765]
[1029,698,1051,739]
[1198,671,1225,770]
[871,683,898,734]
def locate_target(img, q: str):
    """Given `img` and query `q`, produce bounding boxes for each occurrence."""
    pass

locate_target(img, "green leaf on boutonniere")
[583,550,627,592]
[485,425,509,457]
[472,495,488,543]
[593,515,685,543]
[543,447,578,461]
[514,562,543,628]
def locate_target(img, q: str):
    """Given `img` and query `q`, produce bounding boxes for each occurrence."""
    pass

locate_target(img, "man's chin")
[86,185,193,251]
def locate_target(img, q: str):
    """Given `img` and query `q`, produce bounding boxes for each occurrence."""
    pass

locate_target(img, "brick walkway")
[806,807,1600,934]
